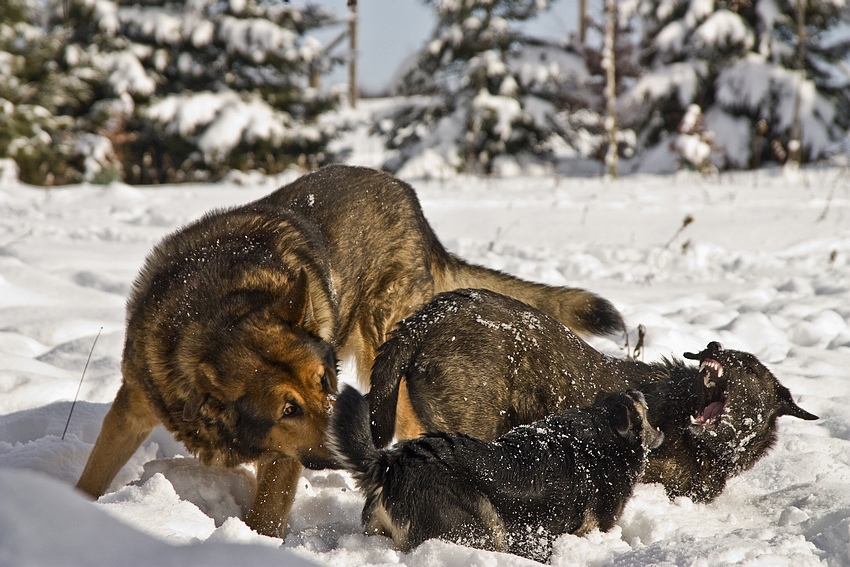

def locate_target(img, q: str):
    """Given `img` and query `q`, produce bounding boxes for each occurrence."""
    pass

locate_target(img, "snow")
[626,61,706,108]
[655,20,688,57]
[704,108,753,168]
[1,143,850,565]
[684,0,715,27]
[714,54,837,159]
[219,16,299,63]
[73,134,120,182]
[672,133,711,169]
[146,90,292,164]
[508,46,589,89]
[472,89,522,141]
[693,9,754,51]
[100,50,157,98]
[118,6,185,46]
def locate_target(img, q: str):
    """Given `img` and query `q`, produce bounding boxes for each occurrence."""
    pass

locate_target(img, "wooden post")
[348,0,359,108]
[603,0,618,178]
[579,0,587,45]
[788,0,806,166]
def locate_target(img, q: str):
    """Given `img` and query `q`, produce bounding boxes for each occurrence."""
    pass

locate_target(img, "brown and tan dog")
[76,165,624,537]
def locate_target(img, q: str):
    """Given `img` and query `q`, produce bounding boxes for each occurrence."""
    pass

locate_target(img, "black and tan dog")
[368,289,819,503]
[329,385,662,562]
[76,166,624,537]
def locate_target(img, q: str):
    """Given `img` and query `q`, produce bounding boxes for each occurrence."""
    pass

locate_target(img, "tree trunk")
[579,0,587,45]
[348,0,359,108]
[788,0,806,166]
[603,0,618,178]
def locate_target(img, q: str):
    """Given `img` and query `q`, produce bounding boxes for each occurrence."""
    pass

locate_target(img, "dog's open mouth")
[690,357,728,428]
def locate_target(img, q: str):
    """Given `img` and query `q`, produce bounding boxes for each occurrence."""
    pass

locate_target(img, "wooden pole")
[788,0,806,166]
[603,0,618,178]
[348,0,359,108]
[579,0,587,45]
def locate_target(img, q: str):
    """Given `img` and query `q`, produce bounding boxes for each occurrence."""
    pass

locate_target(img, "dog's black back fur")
[330,385,660,562]
[368,289,818,503]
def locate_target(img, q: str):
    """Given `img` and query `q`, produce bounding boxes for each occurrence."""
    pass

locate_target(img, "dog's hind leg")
[76,381,159,498]
[394,379,425,441]
[245,456,302,539]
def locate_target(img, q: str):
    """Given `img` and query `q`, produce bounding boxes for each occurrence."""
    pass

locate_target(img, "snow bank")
[0,468,318,566]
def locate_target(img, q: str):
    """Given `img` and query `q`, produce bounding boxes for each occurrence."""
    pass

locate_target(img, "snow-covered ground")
[1,161,848,565]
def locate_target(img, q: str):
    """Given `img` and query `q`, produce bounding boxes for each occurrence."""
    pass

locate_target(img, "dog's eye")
[281,402,301,419]
[320,372,330,391]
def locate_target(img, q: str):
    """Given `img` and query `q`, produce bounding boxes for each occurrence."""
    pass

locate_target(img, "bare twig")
[632,324,646,361]
[644,214,695,285]
[62,327,103,441]
[0,229,33,252]
[817,173,844,222]
[624,324,647,361]
[661,214,694,252]
[487,221,517,252]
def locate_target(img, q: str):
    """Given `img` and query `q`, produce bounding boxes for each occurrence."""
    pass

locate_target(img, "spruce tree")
[0,0,96,184]
[0,0,341,185]
[380,0,576,176]
[625,0,850,169]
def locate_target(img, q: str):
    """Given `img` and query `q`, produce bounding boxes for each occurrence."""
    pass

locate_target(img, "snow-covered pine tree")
[379,0,600,177]
[624,0,850,170]
[542,0,641,174]
[1,0,341,185]
[0,0,96,184]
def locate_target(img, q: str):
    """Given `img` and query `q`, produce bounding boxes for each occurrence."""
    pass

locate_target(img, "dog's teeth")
[700,359,723,385]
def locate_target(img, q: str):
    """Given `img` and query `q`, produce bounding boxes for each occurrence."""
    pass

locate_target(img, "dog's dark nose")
[706,341,724,355]
[684,341,724,361]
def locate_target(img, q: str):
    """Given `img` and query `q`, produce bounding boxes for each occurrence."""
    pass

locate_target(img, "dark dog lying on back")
[329,385,662,562]
[368,289,818,503]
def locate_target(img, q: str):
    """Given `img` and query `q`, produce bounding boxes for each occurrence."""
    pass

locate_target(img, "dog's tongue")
[703,401,725,421]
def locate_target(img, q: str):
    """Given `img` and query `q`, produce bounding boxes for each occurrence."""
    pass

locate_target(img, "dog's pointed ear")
[183,389,206,421]
[776,384,818,421]
[276,268,315,329]
[610,400,634,438]
[184,362,218,420]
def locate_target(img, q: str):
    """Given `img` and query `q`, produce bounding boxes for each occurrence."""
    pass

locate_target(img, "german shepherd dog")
[368,289,818,503]
[75,166,624,538]
[328,385,662,562]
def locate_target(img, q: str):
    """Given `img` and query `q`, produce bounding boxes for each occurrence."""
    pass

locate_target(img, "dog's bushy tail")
[366,335,415,448]
[433,253,624,337]
[327,385,382,480]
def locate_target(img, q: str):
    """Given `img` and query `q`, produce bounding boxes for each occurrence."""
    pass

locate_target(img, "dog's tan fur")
[394,380,425,440]
[76,165,624,537]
